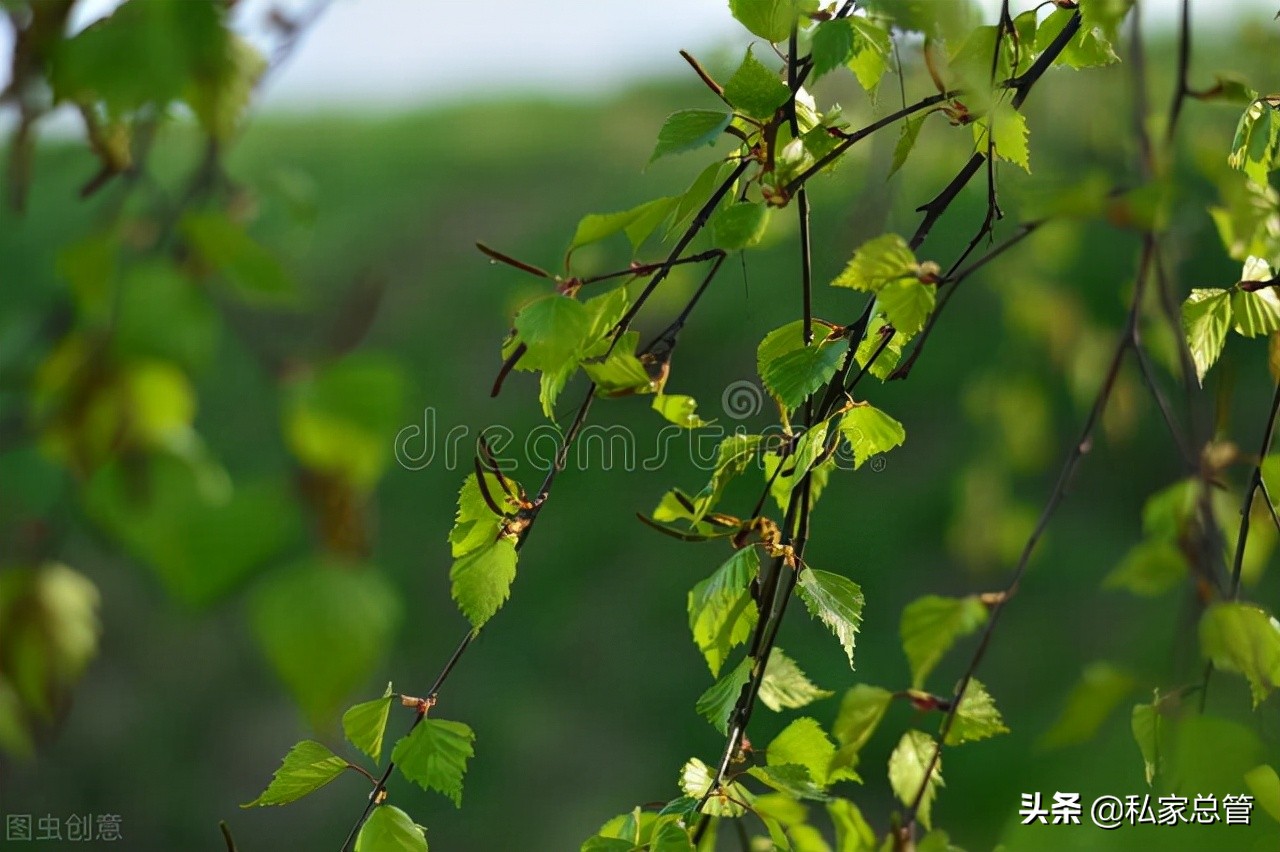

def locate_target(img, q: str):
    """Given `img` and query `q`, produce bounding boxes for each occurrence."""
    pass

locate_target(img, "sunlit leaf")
[887,731,943,830]
[450,537,519,630]
[343,683,395,764]
[354,805,427,852]
[679,757,749,817]
[945,679,1009,745]
[651,110,732,162]
[1200,602,1280,707]
[241,740,348,807]
[695,656,751,734]
[797,568,864,668]
[712,201,771,251]
[688,547,759,676]
[1181,288,1233,385]
[767,716,857,787]
[723,47,790,119]
[392,718,476,807]
[759,648,834,711]
[839,403,905,469]
[831,234,918,292]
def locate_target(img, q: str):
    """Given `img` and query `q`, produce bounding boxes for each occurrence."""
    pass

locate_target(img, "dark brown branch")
[892,219,1041,380]
[1227,380,1280,598]
[902,238,1155,836]
[680,49,727,102]
[1166,0,1192,143]
[908,11,1082,251]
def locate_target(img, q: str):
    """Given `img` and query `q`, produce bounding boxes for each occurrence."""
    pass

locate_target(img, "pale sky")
[1,0,1276,112]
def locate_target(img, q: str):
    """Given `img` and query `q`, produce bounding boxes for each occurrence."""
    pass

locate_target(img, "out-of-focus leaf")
[250,559,402,726]
[1039,661,1135,748]
[1199,602,1280,707]
[241,740,348,808]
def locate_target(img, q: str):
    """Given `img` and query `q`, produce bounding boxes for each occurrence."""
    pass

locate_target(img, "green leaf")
[696,656,751,734]
[727,0,813,42]
[917,830,963,852]
[514,295,592,374]
[767,716,857,787]
[1039,661,1135,748]
[974,100,1030,172]
[1081,0,1134,40]
[759,648,834,711]
[691,434,766,522]
[449,473,521,558]
[1181,287,1233,385]
[186,35,267,141]
[580,837,634,852]
[651,110,732,162]
[747,763,833,801]
[50,0,229,113]
[688,547,760,676]
[832,234,918,292]
[839,404,906,469]
[392,718,476,807]
[450,537,519,630]
[1200,602,1280,707]
[1244,765,1280,824]
[250,560,401,726]
[1131,699,1161,785]
[712,201,771,251]
[724,47,790,119]
[758,326,849,411]
[1141,478,1197,541]
[182,211,294,302]
[649,818,695,852]
[890,113,932,178]
[343,683,395,764]
[583,336,655,397]
[764,423,835,511]
[1102,539,1189,596]
[1036,7,1118,69]
[887,731,944,830]
[652,394,709,429]
[828,798,877,852]
[810,19,855,80]
[679,757,750,817]
[355,805,428,852]
[831,685,893,771]
[945,679,1009,745]
[284,354,406,491]
[241,740,349,807]
[854,316,907,380]
[847,18,892,92]
[1229,99,1280,185]
[569,197,678,256]
[899,595,987,689]
[670,162,731,237]
[877,278,936,338]
[797,568,864,668]
[1232,259,1280,337]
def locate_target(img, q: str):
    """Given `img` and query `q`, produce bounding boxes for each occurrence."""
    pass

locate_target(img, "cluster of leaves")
[1,0,411,755]
[243,684,475,852]
[412,1,1142,848]
[1182,94,1280,382]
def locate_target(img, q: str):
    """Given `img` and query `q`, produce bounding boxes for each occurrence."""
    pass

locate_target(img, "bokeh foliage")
[3,1,1280,850]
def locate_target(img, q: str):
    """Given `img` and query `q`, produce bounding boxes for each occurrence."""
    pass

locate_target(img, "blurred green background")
[5,1,1280,850]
